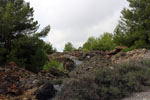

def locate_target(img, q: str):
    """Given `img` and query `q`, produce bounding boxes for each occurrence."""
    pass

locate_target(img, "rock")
[48,68,69,78]
[106,46,127,55]
[35,83,56,100]
[7,84,23,95]
[54,85,62,92]
[63,58,75,71]
[71,58,83,66]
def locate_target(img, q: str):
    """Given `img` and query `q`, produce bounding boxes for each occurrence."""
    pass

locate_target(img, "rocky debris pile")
[0,62,69,100]
[70,54,112,77]
[47,51,83,61]
[48,50,104,61]
[111,48,150,64]
[70,48,150,78]
[48,50,104,71]
[0,62,33,95]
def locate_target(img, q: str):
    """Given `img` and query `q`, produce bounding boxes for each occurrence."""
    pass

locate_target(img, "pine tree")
[114,0,150,48]
[0,0,51,71]
[0,0,38,49]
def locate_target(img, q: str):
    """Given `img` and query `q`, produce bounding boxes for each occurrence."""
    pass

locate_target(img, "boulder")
[63,58,75,71]
[35,83,56,100]
[106,46,127,55]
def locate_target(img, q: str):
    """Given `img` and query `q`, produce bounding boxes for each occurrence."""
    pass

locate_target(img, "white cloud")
[25,0,129,51]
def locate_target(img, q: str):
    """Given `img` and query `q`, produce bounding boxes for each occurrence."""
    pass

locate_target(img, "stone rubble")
[1,48,150,100]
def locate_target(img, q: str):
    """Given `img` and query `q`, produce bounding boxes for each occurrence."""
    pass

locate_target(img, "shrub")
[7,36,48,73]
[95,63,150,99]
[43,59,64,71]
[54,60,150,100]
[140,59,150,67]
[95,62,150,99]
[53,75,100,100]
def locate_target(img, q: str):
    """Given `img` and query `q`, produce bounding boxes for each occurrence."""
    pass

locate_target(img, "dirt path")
[122,90,150,100]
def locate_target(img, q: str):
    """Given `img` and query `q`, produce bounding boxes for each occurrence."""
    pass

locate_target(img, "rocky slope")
[1,48,150,100]
[0,62,68,100]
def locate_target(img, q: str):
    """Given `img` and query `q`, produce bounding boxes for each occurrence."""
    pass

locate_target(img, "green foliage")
[0,0,39,49]
[0,0,53,73]
[7,36,48,73]
[82,36,96,51]
[33,25,50,38]
[43,42,56,54]
[113,0,150,49]
[63,42,75,52]
[43,59,64,71]
[95,63,150,99]
[54,60,150,100]
[122,46,136,52]
[82,33,116,51]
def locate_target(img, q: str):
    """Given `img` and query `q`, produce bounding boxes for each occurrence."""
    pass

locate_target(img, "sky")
[25,0,129,51]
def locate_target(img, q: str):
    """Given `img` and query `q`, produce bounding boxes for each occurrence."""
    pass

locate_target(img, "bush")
[95,62,150,99]
[82,33,116,51]
[54,60,150,100]
[53,75,100,100]
[7,36,48,73]
[43,59,64,71]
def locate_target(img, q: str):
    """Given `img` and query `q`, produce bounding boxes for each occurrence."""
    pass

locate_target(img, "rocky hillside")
[1,48,150,100]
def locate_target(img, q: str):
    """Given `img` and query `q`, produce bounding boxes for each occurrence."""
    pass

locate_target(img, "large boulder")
[63,58,75,71]
[35,83,56,100]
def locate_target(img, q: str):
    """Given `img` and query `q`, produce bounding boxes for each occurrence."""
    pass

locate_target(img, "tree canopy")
[82,33,116,51]
[0,0,54,73]
[63,42,75,52]
[113,0,150,49]
[0,0,39,49]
